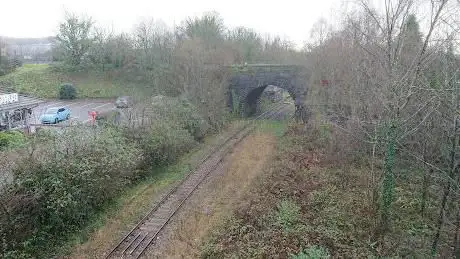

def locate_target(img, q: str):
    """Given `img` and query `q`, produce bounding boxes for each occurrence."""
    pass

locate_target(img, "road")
[31,99,115,124]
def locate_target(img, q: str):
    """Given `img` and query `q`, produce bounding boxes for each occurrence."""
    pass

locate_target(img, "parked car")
[40,107,71,124]
[115,96,133,108]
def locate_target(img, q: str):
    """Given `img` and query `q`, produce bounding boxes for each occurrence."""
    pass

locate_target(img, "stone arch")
[227,64,309,117]
[243,84,296,116]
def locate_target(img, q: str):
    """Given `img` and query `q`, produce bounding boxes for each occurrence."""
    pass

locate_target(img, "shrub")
[290,246,330,259]
[0,131,26,150]
[58,83,77,99]
[0,126,142,257]
[150,96,209,141]
[136,122,197,167]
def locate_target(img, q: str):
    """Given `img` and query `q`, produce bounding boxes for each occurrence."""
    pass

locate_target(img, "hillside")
[0,36,54,63]
[1,36,54,45]
[0,64,151,98]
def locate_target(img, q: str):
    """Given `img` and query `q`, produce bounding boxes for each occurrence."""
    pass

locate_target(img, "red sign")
[320,80,329,86]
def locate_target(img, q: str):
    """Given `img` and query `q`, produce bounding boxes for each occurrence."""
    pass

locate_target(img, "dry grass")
[146,132,276,258]
[198,124,377,258]
[201,123,442,258]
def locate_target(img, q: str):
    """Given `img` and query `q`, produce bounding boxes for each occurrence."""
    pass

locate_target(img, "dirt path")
[144,132,277,258]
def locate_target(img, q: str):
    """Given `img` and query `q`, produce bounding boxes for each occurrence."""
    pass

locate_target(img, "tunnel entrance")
[244,85,295,119]
[227,64,310,121]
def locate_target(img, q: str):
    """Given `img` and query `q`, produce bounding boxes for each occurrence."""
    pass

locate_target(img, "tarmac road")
[31,99,116,125]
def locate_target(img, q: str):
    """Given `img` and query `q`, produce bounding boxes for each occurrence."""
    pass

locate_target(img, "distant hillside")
[1,36,55,45]
[0,36,55,63]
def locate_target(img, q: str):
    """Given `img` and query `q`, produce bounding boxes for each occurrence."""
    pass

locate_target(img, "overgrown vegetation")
[149,96,210,139]
[149,127,279,258]
[202,120,450,257]
[58,83,77,99]
[0,96,210,257]
[0,127,142,258]
[1,1,459,257]
[305,1,459,256]
[1,11,297,256]
[135,123,197,167]
[0,131,26,150]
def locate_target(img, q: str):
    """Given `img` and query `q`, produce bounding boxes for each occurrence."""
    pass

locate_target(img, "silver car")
[115,96,133,108]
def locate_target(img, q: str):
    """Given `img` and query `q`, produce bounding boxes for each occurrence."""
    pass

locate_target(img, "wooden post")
[23,108,29,134]
[7,111,11,130]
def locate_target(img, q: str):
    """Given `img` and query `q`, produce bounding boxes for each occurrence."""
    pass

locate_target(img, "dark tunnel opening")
[244,85,295,119]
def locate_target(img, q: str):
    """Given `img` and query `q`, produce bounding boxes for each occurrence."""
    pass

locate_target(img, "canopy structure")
[0,91,44,130]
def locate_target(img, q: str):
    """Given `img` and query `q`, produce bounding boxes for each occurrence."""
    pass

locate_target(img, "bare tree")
[88,27,112,70]
[227,26,263,63]
[178,11,226,48]
[306,2,459,255]
[132,18,176,93]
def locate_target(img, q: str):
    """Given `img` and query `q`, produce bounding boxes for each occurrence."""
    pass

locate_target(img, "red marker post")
[88,111,97,125]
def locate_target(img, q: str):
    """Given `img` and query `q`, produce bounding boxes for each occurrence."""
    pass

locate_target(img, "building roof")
[0,92,44,112]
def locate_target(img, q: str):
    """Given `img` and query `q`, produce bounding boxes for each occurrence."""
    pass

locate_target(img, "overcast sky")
[0,0,344,47]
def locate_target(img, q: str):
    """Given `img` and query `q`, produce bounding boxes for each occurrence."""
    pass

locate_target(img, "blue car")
[40,107,71,124]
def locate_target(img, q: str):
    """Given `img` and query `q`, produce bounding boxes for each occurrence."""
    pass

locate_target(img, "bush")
[136,122,197,167]
[150,96,209,141]
[120,96,204,168]
[58,83,77,99]
[0,131,26,150]
[0,127,142,257]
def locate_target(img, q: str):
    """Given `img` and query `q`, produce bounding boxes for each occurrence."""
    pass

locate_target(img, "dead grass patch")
[201,123,441,258]
[201,124,376,258]
[147,132,277,258]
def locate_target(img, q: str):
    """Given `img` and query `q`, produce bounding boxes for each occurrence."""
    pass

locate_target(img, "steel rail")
[105,104,287,259]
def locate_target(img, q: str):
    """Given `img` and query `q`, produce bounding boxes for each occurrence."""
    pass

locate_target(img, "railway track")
[105,104,288,259]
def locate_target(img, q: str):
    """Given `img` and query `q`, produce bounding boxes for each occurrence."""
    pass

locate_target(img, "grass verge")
[0,64,151,98]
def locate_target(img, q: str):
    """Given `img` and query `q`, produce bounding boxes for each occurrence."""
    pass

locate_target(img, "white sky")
[0,0,344,47]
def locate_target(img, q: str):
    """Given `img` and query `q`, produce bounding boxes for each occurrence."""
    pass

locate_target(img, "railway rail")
[105,104,288,259]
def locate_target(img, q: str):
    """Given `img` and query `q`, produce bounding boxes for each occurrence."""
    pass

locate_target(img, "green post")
[380,123,397,232]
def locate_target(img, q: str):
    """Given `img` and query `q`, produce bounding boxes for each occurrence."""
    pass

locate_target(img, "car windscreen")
[45,108,58,114]
[117,97,129,102]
